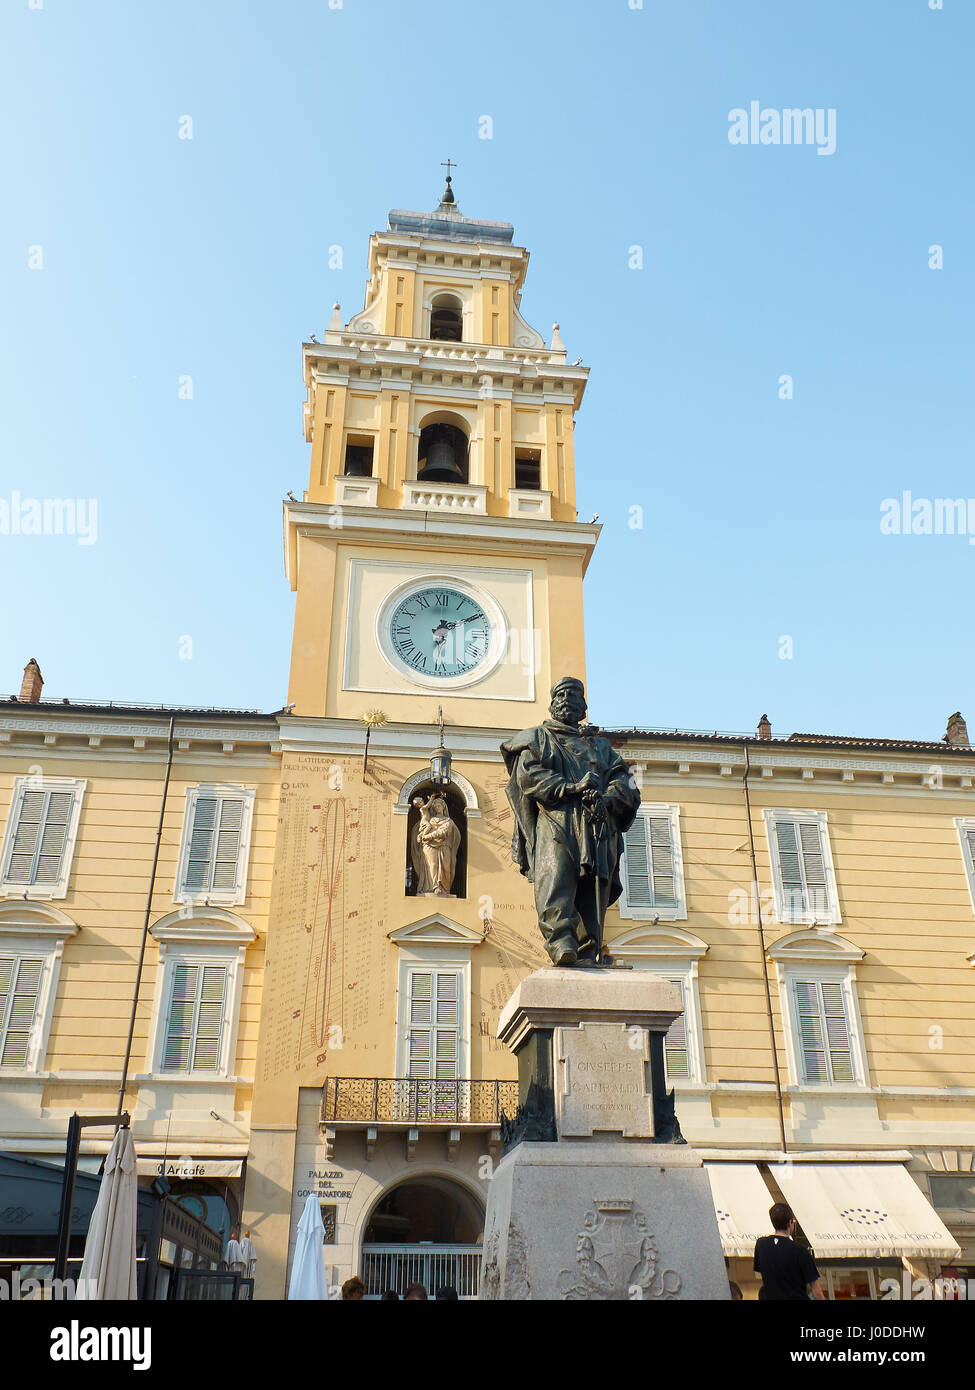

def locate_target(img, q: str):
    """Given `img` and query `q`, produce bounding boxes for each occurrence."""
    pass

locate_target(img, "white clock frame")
[375,574,509,691]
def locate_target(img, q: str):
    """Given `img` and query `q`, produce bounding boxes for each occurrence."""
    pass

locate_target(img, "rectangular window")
[0,955,45,1068]
[514,449,541,490]
[766,811,839,923]
[343,435,375,477]
[406,967,461,1081]
[620,806,685,919]
[792,978,856,1084]
[954,819,975,917]
[176,787,254,905]
[161,962,228,1073]
[0,778,86,898]
[929,1175,975,1212]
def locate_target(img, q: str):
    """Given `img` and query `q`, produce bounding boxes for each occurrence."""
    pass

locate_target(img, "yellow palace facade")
[1,184,973,1300]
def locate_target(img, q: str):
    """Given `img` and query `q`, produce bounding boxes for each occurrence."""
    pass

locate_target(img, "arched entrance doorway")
[361,1175,484,1299]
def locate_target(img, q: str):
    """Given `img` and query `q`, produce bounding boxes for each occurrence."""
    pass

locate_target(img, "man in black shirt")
[753,1203,826,1300]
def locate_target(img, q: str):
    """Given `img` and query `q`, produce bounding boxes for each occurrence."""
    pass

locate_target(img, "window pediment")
[0,901,78,941]
[388,913,484,947]
[150,907,256,947]
[611,923,708,960]
[767,927,863,964]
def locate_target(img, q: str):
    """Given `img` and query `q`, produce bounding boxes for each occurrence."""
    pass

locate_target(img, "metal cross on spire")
[440,159,457,206]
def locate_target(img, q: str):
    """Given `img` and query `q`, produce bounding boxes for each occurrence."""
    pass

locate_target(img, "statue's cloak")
[500,720,639,902]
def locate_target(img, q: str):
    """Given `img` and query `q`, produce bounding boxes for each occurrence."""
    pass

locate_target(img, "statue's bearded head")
[549,677,587,727]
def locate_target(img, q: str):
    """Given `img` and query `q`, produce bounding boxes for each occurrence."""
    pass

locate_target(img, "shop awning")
[770,1163,960,1261]
[136,1157,244,1179]
[704,1163,776,1257]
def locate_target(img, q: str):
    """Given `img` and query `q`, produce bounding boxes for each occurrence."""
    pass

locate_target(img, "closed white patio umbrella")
[288,1193,328,1300]
[77,1126,138,1300]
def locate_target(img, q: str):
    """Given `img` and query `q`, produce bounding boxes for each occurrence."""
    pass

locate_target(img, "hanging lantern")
[429,706,452,785]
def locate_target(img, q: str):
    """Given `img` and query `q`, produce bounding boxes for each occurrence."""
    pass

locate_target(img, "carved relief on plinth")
[557,1199,681,1301]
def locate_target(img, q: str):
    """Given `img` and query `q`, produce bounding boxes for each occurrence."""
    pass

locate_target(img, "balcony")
[402,480,488,514]
[322,1077,518,1127]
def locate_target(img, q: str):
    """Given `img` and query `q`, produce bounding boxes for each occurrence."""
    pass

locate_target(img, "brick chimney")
[19,658,43,704]
[945,711,969,748]
[757,713,772,741]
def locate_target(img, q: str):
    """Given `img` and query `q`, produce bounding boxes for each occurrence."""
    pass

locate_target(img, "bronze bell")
[419,425,465,483]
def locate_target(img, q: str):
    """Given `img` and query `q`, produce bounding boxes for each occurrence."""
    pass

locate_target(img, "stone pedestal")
[479,968,730,1301]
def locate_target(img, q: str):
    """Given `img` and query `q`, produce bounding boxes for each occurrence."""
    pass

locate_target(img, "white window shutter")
[406,968,460,1080]
[819,981,855,1082]
[793,979,828,1082]
[211,801,244,892]
[6,788,75,887]
[8,791,45,882]
[162,961,228,1072]
[774,821,805,919]
[193,965,228,1070]
[624,812,677,909]
[798,822,829,917]
[182,793,246,897]
[163,963,198,1070]
[663,978,690,1080]
[407,970,433,1078]
[434,971,460,1080]
[34,792,73,884]
[793,979,854,1084]
[623,815,652,907]
[0,956,44,1067]
[774,818,832,920]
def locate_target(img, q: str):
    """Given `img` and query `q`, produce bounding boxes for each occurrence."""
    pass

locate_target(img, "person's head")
[341,1276,365,1301]
[380,1288,400,1301]
[435,1284,459,1301]
[769,1203,795,1235]
[728,1281,743,1301]
[550,677,587,727]
[404,1282,428,1301]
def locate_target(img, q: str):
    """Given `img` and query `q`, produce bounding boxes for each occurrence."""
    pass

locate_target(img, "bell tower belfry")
[284,177,600,724]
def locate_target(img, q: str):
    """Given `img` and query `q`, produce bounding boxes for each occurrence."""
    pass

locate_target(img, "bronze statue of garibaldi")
[501,677,641,966]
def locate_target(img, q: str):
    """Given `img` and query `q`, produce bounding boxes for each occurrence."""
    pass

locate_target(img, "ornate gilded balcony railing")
[321,1077,519,1126]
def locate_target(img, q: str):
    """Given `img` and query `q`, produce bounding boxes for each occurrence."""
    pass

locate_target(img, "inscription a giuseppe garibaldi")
[501,677,640,966]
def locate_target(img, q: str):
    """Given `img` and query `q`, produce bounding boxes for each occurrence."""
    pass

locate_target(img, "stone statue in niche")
[411,792,462,895]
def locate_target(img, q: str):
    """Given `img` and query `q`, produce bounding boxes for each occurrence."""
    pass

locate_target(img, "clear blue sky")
[2,0,971,741]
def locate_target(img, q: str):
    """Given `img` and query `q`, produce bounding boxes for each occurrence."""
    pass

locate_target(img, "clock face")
[385,585,494,681]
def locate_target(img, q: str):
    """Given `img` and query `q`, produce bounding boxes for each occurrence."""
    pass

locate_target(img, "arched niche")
[404,779,468,899]
[417,420,470,484]
[394,767,480,817]
[429,292,464,342]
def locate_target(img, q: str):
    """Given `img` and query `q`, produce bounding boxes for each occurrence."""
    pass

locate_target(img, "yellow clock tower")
[285,174,598,724]
[243,179,601,1297]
